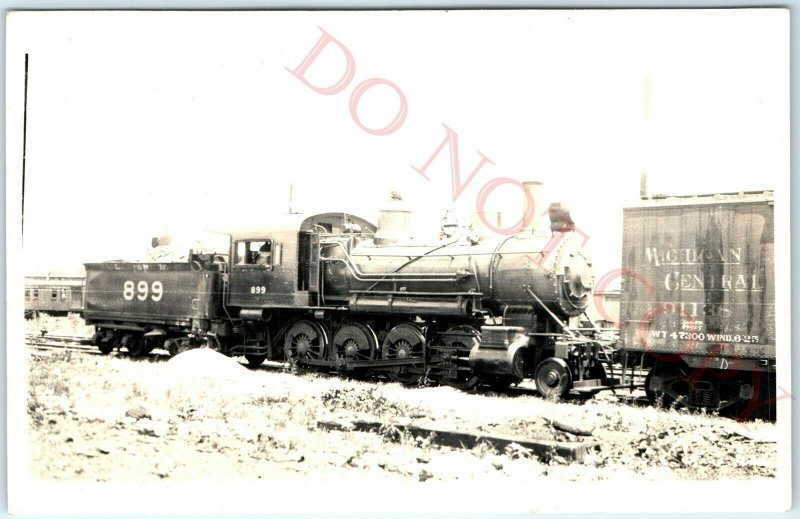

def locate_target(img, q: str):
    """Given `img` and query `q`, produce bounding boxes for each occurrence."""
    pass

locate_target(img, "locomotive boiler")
[84,187,615,398]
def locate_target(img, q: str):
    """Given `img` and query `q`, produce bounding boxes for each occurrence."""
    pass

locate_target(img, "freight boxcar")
[618,191,775,414]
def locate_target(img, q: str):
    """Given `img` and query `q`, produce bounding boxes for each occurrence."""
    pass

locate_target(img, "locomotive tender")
[84,201,613,397]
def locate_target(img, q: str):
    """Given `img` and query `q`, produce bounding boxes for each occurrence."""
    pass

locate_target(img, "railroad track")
[26,335,101,356]
[24,334,168,358]
[26,332,93,344]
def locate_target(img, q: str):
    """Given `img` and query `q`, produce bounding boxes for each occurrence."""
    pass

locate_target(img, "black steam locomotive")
[83,206,615,397]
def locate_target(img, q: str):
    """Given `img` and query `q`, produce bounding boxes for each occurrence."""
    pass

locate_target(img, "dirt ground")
[25,317,777,488]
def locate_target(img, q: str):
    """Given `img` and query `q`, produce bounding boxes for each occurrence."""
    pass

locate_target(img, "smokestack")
[523,181,544,234]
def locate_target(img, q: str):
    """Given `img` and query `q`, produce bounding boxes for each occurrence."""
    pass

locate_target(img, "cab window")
[235,240,274,267]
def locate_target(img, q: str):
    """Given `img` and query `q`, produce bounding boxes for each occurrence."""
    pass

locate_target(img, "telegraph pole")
[22,53,29,239]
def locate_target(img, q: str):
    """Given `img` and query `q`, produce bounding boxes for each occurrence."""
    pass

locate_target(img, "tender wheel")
[535,357,573,399]
[142,340,157,356]
[433,325,481,390]
[284,320,328,364]
[165,339,179,357]
[93,330,116,355]
[121,333,146,357]
[245,354,267,367]
[382,323,425,384]
[165,338,194,357]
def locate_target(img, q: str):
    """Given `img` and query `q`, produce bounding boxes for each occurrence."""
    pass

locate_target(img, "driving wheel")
[284,320,328,363]
[383,323,425,384]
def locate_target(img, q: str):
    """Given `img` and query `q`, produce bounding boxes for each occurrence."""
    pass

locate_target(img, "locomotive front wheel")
[534,358,573,399]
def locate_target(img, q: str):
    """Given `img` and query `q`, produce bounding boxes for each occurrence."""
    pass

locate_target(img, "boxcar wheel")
[644,363,686,408]
[534,357,573,399]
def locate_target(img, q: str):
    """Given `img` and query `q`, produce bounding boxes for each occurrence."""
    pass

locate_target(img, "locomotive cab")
[226,212,378,310]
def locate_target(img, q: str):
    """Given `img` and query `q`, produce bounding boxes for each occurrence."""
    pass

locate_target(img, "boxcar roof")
[625,190,773,210]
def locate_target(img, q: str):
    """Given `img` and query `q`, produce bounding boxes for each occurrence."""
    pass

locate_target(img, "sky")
[7,9,789,280]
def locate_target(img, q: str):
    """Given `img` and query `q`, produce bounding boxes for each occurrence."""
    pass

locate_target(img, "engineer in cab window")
[257,243,272,269]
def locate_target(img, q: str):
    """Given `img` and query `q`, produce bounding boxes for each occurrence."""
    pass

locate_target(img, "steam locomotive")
[83,198,615,397]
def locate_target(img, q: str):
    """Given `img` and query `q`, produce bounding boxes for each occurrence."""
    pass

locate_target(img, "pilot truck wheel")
[534,357,573,399]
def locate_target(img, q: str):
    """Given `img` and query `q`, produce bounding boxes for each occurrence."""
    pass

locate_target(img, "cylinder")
[468,326,529,381]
